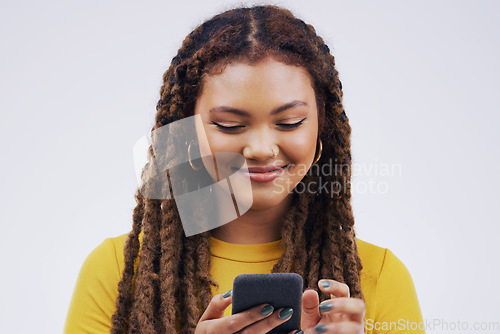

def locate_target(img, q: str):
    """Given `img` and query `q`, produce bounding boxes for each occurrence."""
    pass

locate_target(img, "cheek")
[198,135,212,158]
[197,129,243,181]
[194,115,220,180]
[194,115,212,157]
[282,128,317,165]
[194,114,238,158]
[207,133,239,151]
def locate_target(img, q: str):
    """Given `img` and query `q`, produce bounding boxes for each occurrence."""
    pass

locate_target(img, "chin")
[249,191,287,211]
[249,201,277,211]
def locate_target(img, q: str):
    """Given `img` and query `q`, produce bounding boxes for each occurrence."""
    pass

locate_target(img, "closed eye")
[277,117,307,128]
[211,121,245,132]
[211,117,307,133]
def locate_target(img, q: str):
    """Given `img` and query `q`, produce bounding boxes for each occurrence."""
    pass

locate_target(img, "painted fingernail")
[318,302,332,312]
[261,304,274,316]
[320,280,331,288]
[278,307,293,320]
[315,324,327,333]
[223,289,232,298]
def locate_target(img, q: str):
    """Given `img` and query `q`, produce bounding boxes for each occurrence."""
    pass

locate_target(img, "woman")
[65,5,424,334]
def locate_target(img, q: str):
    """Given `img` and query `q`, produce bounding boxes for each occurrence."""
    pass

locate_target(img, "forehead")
[197,58,316,107]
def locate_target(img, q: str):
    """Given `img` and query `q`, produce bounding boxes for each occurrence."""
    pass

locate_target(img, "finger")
[212,303,276,333]
[318,297,343,323]
[319,298,365,324]
[317,279,349,324]
[300,288,321,330]
[238,307,294,334]
[318,279,350,298]
[317,294,341,323]
[321,311,343,324]
[199,289,233,321]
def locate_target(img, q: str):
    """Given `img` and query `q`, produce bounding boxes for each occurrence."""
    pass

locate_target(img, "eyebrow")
[209,100,308,117]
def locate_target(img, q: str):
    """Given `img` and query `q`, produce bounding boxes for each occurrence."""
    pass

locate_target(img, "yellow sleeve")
[64,238,121,334]
[368,249,425,334]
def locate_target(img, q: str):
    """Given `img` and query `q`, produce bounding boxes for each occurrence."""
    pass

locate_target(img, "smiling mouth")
[232,164,290,173]
[253,165,287,173]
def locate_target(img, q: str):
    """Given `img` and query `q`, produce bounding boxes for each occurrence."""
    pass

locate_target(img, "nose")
[242,127,277,162]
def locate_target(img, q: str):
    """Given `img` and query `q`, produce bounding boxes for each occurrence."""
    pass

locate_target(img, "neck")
[210,193,293,244]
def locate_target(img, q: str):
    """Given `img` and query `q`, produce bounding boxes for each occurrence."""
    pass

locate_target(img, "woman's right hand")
[195,290,301,334]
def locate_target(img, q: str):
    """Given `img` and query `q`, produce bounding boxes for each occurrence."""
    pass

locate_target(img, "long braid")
[111,5,366,332]
[289,190,312,281]
[305,200,324,290]
[110,190,144,334]
[337,199,365,299]
[271,193,301,273]
[158,198,183,333]
[128,198,162,333]
[197,232,218,313]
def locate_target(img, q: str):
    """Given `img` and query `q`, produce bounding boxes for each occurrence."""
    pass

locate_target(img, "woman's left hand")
[297,279,365,333]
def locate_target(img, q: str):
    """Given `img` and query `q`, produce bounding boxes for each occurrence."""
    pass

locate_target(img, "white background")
[0,0,498,333]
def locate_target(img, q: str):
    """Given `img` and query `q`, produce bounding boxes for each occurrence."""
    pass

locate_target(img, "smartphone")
[231,273,303,333]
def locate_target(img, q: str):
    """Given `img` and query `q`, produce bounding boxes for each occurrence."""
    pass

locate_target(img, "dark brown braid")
[111,5,365,333]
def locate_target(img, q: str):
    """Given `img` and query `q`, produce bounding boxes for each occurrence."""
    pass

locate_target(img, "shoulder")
[80,234,128,288]
[355,238,387,281]
[355,238,424,333]
[64,233,131,333]
[354,238,416,303]
[70,233,130,298]
[107,233,129,274]
[355,237,412,281]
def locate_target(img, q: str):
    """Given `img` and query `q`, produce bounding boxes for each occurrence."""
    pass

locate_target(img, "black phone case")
[232,273,303,334]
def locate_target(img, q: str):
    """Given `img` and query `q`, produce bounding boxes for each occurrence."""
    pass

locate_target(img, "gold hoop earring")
[188,140,202,171]
[313,138,323,164]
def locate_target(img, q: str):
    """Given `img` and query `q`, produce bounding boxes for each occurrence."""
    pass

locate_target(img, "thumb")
[199,289,233,321]
[301,289,320,330]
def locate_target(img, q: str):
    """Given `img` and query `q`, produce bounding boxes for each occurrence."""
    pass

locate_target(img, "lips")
[231,165,290,173]
[246,165,288,173]
[229,164,290,183]
[247,167,285,182]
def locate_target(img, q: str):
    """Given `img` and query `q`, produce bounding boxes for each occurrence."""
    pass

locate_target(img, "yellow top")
[64,233,425,333]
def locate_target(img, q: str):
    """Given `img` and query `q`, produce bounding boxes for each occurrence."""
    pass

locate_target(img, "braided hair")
[111,5,364,333]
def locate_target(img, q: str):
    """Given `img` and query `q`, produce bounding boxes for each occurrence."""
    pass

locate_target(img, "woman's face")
[194,57,319,210]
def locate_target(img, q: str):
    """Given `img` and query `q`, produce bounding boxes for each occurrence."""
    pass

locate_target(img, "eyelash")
[212,117,307,132]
